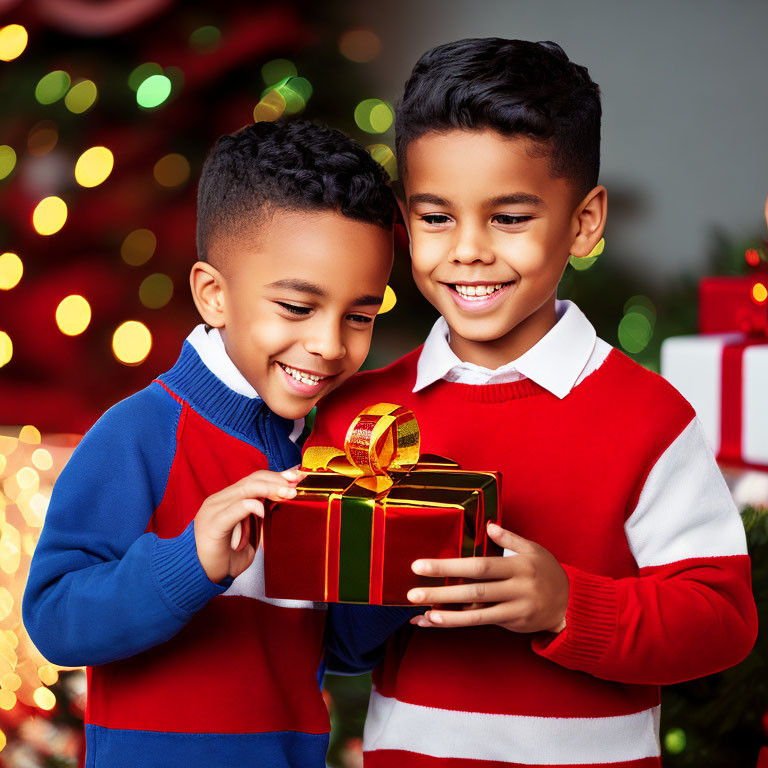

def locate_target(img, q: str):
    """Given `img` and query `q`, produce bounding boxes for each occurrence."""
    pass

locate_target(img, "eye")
[276,301,311,316]
[420,213,453,226]
[347,313,374,325]
[492,214,532,226]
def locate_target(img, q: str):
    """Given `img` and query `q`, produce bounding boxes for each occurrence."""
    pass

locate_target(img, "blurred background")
[0,1,766,766]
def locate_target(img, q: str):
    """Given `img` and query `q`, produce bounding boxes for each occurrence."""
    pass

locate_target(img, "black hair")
[196,120,394,261]
[395,39,601,196]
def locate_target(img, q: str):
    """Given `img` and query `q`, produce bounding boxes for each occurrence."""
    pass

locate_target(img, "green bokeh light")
[568,254,598,271]
[367,144,397,180]
[128,62,162,92]
[65,80,98,114]
[618,311,653,354]
[189,25,221,53]
[261,58,297,86]
[623,294,657,326]
[663,728,686,754]
[139,273,174,309]
[262,76,312,115]
[35,71,71,105]
[0,145,16,181]
[355,99,393,134]
[136,75,172,108]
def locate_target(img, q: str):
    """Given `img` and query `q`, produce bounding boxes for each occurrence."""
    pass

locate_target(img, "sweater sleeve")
[532,416,758,684]
[22,384,229,668]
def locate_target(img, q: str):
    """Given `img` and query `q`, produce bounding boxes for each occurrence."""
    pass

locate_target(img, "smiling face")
[191,208,393,420]
[402,129,605,368]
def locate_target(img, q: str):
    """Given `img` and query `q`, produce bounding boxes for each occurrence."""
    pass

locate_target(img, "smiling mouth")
[277,362,333,387]
[447,281,514,300]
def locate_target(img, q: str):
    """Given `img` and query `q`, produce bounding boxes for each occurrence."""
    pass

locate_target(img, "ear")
[189,261,227,328]
[569,185,607,258]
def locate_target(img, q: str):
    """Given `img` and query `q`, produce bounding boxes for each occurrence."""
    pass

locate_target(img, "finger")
[411,555,516,580]
[232,515,252,552]
[420,602,516,629]
[486,523,538,555]
[235,479,298,503]
[407,579,517,606]
[215,498,264,536]
[281,469,307,483]
[231,521,242,551]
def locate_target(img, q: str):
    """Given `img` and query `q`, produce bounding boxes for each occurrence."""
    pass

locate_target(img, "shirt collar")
[413,300,597,399]
[187,325,260,399]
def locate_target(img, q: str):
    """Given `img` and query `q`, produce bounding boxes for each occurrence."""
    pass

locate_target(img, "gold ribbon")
[302,403,420,493]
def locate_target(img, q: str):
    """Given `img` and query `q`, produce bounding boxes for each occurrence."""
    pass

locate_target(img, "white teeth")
[454,283,508,299]
[280,364,325,386]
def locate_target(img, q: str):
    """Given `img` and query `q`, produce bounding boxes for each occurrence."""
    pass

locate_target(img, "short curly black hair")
[396,39,601,196]
[196,120,395,262]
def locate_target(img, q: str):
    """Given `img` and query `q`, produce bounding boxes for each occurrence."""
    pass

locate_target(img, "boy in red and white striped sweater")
[307,39,758,767]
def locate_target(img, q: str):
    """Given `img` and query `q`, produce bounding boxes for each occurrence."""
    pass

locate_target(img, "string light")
[55,295,91,336]
[0,332,12,368]
[64,79,98,114]
[0,253,22,290]
[354,99,393,133]
[121,229,156,266]
[136,75,172,108]
[339,29,382,63]
[153,153,190,187]
[0,24,28,62]
[0,145,15,181]
[112,321,152,365]
[35,71,70,105]
[75,146,114,187]
[32,196,67,236]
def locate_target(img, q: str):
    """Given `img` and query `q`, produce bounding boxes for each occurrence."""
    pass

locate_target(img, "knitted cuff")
[152,521,232,620]
[531,564,618,671]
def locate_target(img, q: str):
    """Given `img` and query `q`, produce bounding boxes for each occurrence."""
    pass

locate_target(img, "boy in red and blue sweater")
[308,40,758,767]
[23,120,413,768]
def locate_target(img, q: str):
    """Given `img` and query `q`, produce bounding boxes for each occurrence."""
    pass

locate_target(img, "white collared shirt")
[413,300,612,399]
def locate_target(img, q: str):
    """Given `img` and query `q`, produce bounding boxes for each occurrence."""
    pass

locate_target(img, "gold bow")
[302,403,421,493]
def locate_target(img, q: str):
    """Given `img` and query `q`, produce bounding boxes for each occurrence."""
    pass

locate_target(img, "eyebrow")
[266,279,382,307]
[408,192,545,207]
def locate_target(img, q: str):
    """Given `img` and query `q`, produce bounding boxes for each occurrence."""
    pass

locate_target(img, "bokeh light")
[189,25,221,53]
[0,673,20,692]
[261,58,297,86]
[75,146,114,187]
[0,24,28,62]
[0,145,16,180]
[112,321,152,365]
[0,587,13,620]
[136,74,172,108]
[121,229,157,266]
[753,281,768,305]
[745,248,761,267]
[16,467,38,490]
[65,79,98,114]
[253,89,286,122]
[0,253,23,290]
[128,62,162,91]
[27,120,59,156]
[378,285,397,314]
[55,295,91,336]
[664,727,687,754]
[367,144,397,180]
[153,153,190,187]
[618,311,653,354]
[623,294,657,325]
[32,196,67,235]
[37,665,58,686]
[31,449,53,471]
[19,425,41,443]
[339,29,382,63]
[139,273,174,309]
[354,99,393,133]
[0,332,11,368]
[35,71,70,105]
[32,686,56,711]
[0,691,15,711]
[262,76,311,116]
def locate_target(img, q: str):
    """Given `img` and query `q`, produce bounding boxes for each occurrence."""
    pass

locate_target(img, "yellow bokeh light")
[56,294,92,336]
[29,493,49,521]
[1,632,17,650]
[0,588,12,621]
[139,273,174,309]
[16,467,38,490]
[32,196,67,236]
[0,253,22,290]
[0,727,5,749]
[65,79,98,114]
[367,144,397,180]
[33,686,56,711]
[0,332,11,368]
[19,425,41,444]
[37,665,58,686]
[253,89,286,123]
[121,228,156,266]
[75,146,114,188]
[112,321,152,365]
[0,690,15,711]
[31,448,53,471]
[153,153,190,187]
[0,456,5,475]
[339,29,382,63]
[0,24,28,62]
[0,673,20,692]
[753,282,768,305]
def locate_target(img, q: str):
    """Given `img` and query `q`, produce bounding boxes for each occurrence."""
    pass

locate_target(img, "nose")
[303,317,346,361]
[452,222,494,265]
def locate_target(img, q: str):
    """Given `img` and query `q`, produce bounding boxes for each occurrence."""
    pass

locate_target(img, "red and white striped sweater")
[308,308,757,768]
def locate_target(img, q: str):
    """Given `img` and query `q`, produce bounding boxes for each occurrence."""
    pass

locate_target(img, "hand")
[194,468,304,583]
[406,522,569,634]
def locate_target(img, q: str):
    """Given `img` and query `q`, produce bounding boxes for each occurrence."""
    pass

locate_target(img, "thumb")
[486,522,537,554]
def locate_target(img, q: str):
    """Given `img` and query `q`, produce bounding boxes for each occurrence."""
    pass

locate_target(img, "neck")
[447,295,558,368]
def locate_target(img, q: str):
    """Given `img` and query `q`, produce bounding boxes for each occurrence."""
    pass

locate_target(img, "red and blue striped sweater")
[23,330,410,768]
